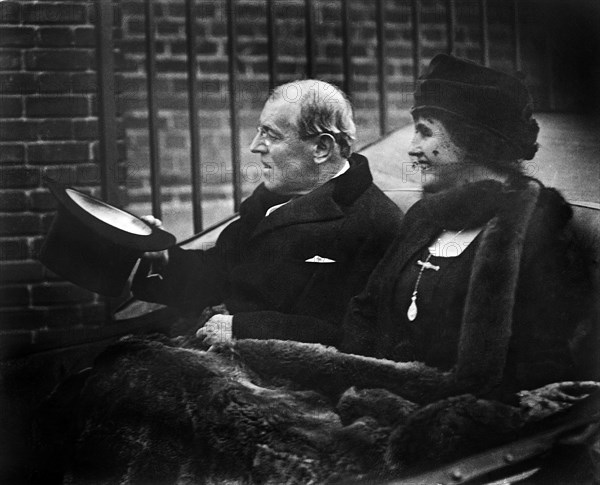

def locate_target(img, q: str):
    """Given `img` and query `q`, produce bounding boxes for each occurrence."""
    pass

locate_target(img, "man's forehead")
[260,98,300,129]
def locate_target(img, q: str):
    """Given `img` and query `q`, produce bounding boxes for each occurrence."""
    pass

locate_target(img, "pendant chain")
[406,228,465,322]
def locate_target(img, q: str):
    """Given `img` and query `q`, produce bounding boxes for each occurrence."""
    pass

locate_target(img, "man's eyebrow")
[260,122,284,137]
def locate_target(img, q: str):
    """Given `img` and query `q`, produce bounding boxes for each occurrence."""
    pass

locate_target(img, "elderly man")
[133,80,402,345]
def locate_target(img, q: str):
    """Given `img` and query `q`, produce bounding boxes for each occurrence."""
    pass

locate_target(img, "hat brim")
[45,177,175,252]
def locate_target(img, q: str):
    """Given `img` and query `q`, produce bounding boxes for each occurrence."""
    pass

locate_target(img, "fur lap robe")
[39,337,598,485]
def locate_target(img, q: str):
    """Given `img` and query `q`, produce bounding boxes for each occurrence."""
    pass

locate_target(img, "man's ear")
[313,133,336,164]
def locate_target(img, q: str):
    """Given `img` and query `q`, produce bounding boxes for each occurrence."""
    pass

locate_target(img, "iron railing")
[95,0,526,234]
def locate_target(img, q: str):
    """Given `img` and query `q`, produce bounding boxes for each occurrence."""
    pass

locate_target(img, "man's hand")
[140,215,169,267]
[196,314,234,345]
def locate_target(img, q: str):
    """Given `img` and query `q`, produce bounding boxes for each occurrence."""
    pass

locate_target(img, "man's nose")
[250,132,266,153]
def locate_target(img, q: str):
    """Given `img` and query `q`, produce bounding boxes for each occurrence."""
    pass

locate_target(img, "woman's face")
[408,114,470,193]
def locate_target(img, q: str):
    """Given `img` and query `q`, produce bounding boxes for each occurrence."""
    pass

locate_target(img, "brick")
[22,3,87,25]
[0,96,22,117]
[198,60,229,74]
[195,40,219,55]
[0,2,21,24]
[26,96,88,117]
[0,50,21,70]
[0,190,26,211]
[0,309,45,330]
[43,305,83,328]
[25,49,93,71]
[0,27,35,47]
[72,119,98,139]
[37,119,73,140]
[28,141,89,165]
[156,59,187,73]
[0,214,42,236]
[0,121,36,142]
[0,73,36,95]
[71,72,97,93]
[28,189,57,211]
[37,27,74,47]
[89,94,97,116]
[73,27,96,47]
[0,285,30,307]
[0,238,28,260]
[0,260,44,283]
[157,20,181,35]
[0,167,40,189]
[41,211,55,233]
[29,236,44,261]
[31,282,95,305]
[237,3,265,20]
[125,19,145,35]
[118,39,146,54]
[35,72,72,94]
[75,163,100,185]
[0,144,24,164]
[42,167,92,188]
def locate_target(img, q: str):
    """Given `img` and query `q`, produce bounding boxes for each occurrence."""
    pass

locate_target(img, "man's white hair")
[269,80,356,158]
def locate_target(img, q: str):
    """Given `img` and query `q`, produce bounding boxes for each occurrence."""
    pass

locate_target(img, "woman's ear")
[313,133,336,164]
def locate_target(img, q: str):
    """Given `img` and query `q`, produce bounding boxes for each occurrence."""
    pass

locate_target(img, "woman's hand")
[196,314,234,345]
[140,215,169,267]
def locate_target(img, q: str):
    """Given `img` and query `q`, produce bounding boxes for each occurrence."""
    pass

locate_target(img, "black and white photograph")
[1,0,599,483]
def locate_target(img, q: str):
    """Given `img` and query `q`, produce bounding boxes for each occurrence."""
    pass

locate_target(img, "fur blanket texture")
[39,336,600,485]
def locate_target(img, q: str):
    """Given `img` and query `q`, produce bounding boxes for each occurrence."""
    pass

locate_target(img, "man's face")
[408,114,469,194]
[250,98,319,196]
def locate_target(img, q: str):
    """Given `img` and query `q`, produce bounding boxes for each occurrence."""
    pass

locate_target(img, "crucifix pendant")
[407,294,418,321]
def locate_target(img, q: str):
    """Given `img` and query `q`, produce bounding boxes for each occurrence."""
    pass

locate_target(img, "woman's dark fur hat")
[412,54,539,160]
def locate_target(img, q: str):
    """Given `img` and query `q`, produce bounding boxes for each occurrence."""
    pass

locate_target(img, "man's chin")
[263,181,286,195]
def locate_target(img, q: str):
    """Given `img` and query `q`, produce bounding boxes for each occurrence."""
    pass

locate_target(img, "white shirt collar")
[332,160,350,179]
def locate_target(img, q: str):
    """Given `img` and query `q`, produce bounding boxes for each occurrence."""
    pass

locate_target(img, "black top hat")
[39,178,176,297]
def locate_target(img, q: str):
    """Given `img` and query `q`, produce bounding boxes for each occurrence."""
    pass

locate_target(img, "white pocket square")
[305,255,336,263]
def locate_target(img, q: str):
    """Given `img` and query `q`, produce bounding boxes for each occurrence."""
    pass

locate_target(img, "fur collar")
[352,177,550,399]
[455,178,542,394]
[409,178,533,230]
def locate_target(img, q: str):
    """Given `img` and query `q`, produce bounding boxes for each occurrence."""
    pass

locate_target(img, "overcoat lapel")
[250,153,372,240]
[251,186,344,240]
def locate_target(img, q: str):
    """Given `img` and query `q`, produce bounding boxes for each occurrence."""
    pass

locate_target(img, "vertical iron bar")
[96,0,119,206]
[376,0,387,135]
[411,0,421,84]
[479,0,490,66]
[227,0,242,211]
[446,0,455,55]
[266,0,277,90]
[305,0,316,77]
[512,0,522,72]
[341,0,351,96]
[145,0,161,219]
[545,33,556,110]
[185,0,203,232]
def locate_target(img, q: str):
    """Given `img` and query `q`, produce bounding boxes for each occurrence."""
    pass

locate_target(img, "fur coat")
[38,337,599,484]
[341,177,595,399]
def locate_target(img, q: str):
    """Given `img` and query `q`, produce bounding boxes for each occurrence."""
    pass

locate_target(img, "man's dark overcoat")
[132,153,402,344]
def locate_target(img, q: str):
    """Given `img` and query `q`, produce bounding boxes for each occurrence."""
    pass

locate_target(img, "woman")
[341,54,595,400]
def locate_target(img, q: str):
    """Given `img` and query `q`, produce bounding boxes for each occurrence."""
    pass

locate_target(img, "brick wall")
[0,0,563,347]
[118,0,526,236]
[0,1,125,343]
